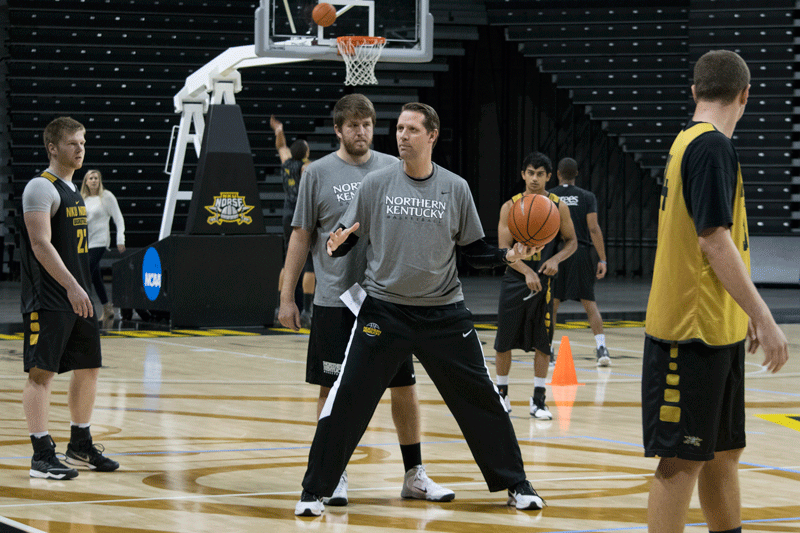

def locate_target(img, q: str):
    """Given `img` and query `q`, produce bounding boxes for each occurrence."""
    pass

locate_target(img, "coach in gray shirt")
[294,102,545,517]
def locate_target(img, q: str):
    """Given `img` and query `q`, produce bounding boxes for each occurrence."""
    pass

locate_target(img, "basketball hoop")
[336,36,386,86]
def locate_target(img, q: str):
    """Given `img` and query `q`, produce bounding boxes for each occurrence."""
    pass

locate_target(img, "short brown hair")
[333,94,376,130]
[401,102,440,135]
[693,50,750,105]
[43,116,85,152]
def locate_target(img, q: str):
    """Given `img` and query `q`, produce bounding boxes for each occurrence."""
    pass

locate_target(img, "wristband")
[503,249,518,264]
[599,260,607,264]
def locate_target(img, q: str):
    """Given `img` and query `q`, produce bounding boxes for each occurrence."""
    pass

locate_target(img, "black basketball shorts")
[553,244,595,302]
[23,310,102,374]
[493,269,554,355]
[641,336,746,461]
[306,304,415,388]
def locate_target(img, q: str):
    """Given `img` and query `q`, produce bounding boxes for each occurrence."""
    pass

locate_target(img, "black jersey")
[548,183,597,247]
[281,158,305,207]
[20,171,91,313]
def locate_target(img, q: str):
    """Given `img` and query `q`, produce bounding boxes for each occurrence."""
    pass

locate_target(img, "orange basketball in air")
[312,2,337,27]
[507,194,560,247]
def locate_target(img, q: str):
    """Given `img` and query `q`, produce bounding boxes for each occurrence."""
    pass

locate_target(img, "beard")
[342,136,370,157]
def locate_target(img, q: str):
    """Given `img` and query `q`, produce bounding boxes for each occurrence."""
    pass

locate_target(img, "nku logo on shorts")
[363,322,381,337]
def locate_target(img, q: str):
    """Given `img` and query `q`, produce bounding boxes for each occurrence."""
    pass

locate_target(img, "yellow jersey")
[645,123,750,346]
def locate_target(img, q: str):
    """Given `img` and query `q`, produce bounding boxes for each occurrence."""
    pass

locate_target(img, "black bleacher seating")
[488,0,797,234]
[6,0,482,250]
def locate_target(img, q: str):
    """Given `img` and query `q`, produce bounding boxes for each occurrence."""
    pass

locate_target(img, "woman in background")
[80,169,125,322]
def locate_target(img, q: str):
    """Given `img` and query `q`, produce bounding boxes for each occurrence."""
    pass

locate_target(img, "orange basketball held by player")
[312,2,337,27]
[507,194,560,247]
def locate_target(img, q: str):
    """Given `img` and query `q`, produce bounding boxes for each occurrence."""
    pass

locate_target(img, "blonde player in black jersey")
[643,50,789,533]
[21,117,119,479]
[494,152,577,418]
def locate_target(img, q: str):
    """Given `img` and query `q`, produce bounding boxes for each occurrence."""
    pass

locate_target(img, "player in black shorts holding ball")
[549,157,611,366]
[20,117,119,479]
[493,152,577,419]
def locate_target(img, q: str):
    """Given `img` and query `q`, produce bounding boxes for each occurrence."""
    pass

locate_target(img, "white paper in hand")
[340,283,367,316]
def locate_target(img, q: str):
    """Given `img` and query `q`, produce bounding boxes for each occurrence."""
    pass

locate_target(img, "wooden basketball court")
[1,323,798,532]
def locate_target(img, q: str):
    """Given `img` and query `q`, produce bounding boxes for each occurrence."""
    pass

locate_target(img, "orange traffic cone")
[548,335,584,386]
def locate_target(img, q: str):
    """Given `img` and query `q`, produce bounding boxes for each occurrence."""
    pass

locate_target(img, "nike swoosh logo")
[462,330,473,338]
[441,191,450,194]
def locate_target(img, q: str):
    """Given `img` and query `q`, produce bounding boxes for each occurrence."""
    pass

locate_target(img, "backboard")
[255,0,432,62]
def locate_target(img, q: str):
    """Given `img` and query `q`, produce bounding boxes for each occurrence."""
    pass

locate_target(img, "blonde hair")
[80,169,105,198]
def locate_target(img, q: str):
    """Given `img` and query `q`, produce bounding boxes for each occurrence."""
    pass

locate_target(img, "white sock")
[71,422,91,429]
[533,377,546,389]
[30,431,49,439]
[496,375,509,386]
[595,334,606,349]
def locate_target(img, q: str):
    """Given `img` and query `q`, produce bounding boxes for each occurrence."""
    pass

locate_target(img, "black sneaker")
[507,480,545,510]
[66,439,120,472]
[30,436,78,480]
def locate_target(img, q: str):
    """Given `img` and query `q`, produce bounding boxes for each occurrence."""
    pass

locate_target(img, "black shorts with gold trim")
[493,269,554,355]
[23,310,102,374]
[641,336,745,461]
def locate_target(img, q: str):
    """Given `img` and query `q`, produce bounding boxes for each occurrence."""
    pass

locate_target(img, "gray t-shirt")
[292,150,398,307]
[340,160,485,306]
[22,175,76,216]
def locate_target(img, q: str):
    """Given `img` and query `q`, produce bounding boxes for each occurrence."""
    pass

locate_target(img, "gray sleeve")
[22,177,60,217]
[291,166,316,231]
[455,181,485,246]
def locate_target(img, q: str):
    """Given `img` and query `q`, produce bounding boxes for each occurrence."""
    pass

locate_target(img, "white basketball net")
[336,36,386,86]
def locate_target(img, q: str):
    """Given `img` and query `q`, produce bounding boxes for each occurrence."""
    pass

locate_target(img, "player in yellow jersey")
[642,50,789,533]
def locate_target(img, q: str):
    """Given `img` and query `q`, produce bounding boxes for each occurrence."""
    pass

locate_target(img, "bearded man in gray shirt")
[294,102,545,517]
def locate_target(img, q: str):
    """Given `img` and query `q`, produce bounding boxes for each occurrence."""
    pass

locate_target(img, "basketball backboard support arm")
[162,1,434,239]
[160,45,309,240]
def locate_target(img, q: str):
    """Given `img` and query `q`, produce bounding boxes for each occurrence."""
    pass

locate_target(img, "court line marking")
[2,466,798,511]
[534,515,800,533]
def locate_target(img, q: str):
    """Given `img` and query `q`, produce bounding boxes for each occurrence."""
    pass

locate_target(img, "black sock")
[400,443,422,473]
[710,528,741,533]
[303,294,313,313]
[534,386,546,402]
[70,425,91,446]
[498,384,508,397]
[30,434,53,456]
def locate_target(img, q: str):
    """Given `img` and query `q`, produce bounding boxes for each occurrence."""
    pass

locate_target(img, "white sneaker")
[322,471,348,506]
[507,480,544,510]
[501,393,512,413]
[295,490,324,516]
[401,465,455,502]
[529,397,553,420]
[596,346,611,367]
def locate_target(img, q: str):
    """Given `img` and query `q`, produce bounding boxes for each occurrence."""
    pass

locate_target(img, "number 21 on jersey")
[77,228,88,254]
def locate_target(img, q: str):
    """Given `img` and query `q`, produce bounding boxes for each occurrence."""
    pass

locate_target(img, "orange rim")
[336,36,386,55]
